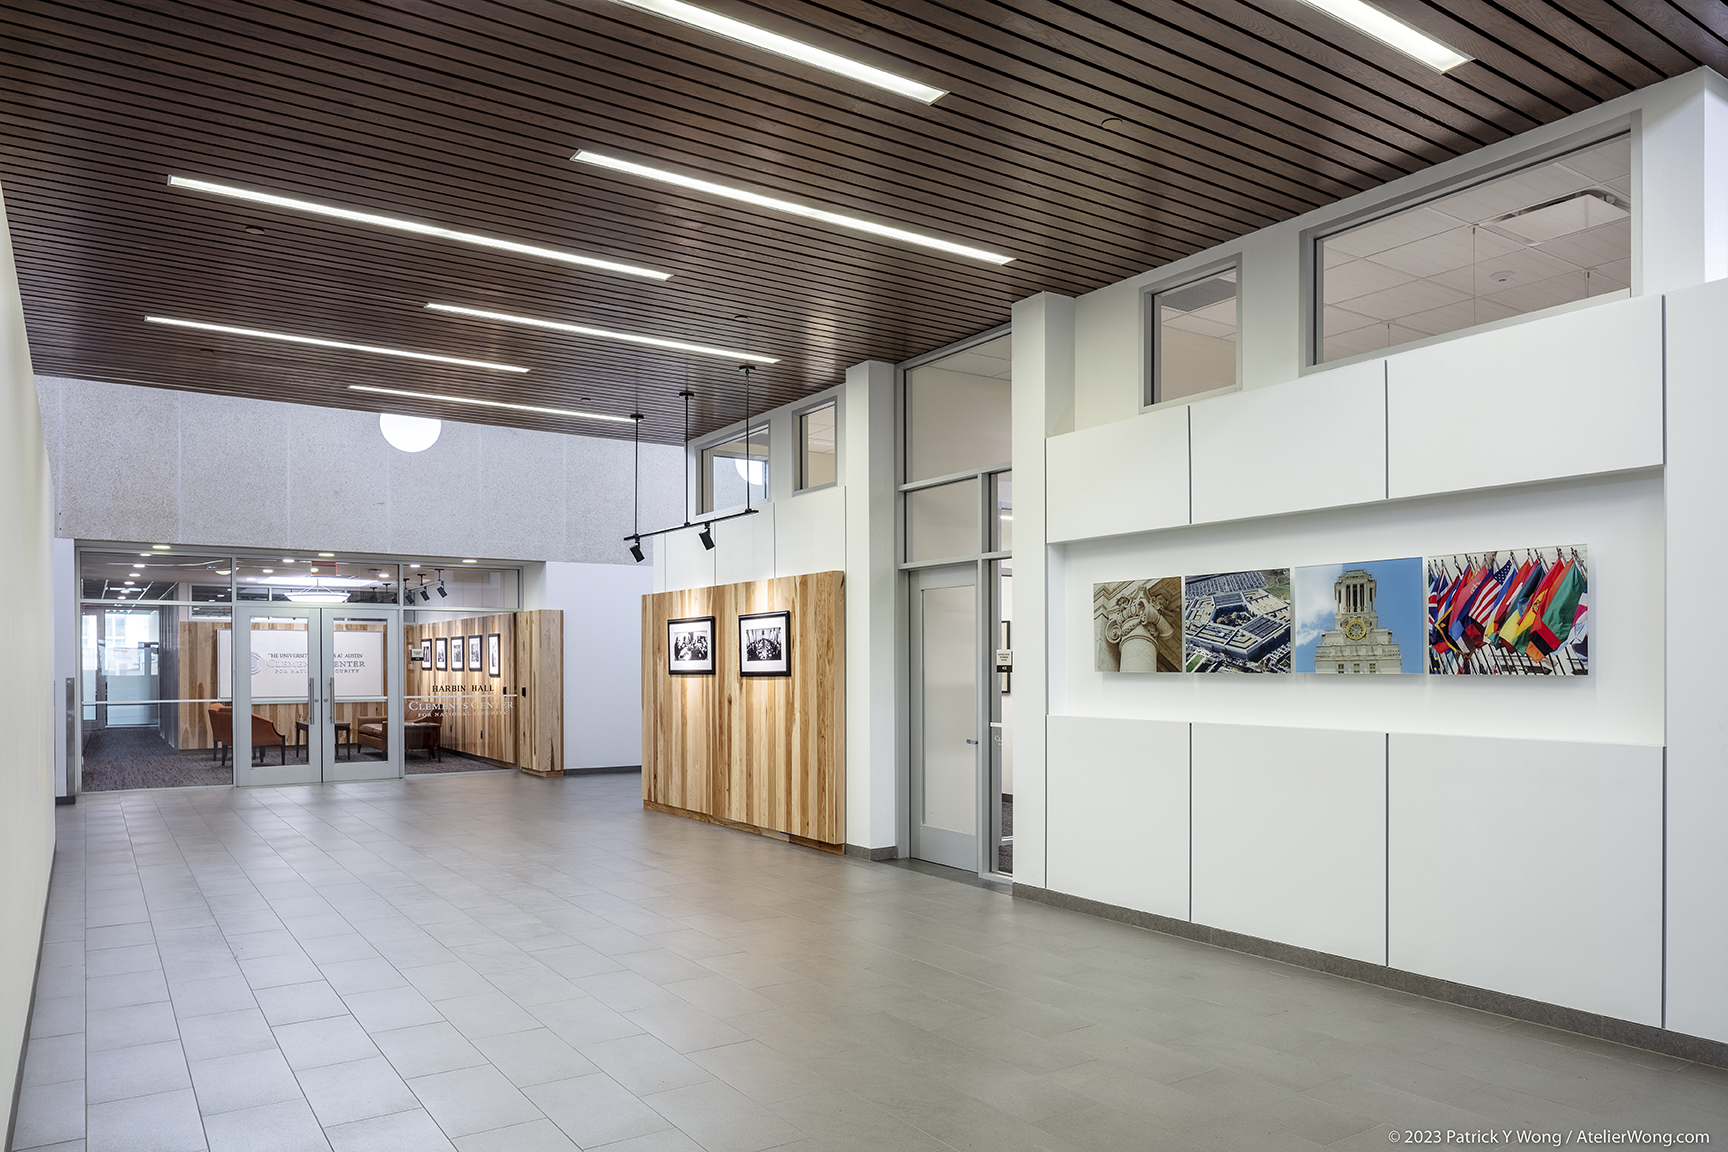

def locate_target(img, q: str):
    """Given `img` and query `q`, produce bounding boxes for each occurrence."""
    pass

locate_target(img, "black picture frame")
[487,633,502,678]
[667,616,716,676]
[467,634,482,672]
[738,610,792,677]
[434,637,447,670]
[420,639,432,671]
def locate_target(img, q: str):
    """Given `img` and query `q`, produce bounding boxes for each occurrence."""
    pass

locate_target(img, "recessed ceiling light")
[129,572,140,576]
[603,0,946,104]
[152,544,171,550]
[262,568,274,574]
[282,558,295,563]
[462,559,477,563]
[571,151,1015,265]
[124,581,135,586]
[348,385,635,424]
[145,317,528,373]
[1295,0,1470,72]
[318,552,335,557]
[425,304,778,363]
[167,176,673,280]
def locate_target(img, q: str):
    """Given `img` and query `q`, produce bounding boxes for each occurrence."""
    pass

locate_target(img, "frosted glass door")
[911,567,979,870]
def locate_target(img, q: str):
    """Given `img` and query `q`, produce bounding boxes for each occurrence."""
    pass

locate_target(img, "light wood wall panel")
[512,610,564,777]
[405,613,517,765]
[642,571,844,848]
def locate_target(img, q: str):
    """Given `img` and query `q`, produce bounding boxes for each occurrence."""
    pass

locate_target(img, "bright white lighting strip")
[348,384,635,424]
[606,0,946,104]
[572,151,1014,265]
[167,176,672,281]
[1296,0,1471,72]
[146,317,529,372]
[426,303,777,363]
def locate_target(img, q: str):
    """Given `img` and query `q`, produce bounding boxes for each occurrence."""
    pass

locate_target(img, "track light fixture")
[419,587,431,602]
[698,524,715,550]
[629,538,646,563]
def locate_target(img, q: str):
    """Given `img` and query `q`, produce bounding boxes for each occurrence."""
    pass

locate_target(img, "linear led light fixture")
[426,303,777,363]
[605,0,946,104]
[348,384,634,424]
[572,151,1014,265]
[146,317,528,372]
[1295,0,1471,72]
[167,176,672,281]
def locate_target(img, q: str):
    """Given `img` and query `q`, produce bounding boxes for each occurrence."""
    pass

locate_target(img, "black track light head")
[698,524,715,551]
[629,538,646,563]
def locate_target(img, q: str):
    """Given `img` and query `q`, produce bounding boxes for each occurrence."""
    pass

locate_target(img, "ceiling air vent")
[1487,189,1628,245]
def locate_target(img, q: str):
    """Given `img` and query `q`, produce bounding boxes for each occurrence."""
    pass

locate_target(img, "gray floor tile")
[297,1055,420,1127]
[318,958,408,996]
[188,1047,305,1116]
[86,970,171,1011]
[641,1078,804,1152]
[12,1078,87,1149]
[23,1032,87,1087]
[87,1039,191,1105]
[406,1064,542,1138]
[471,1028,597,1088]
[435,991,541,1040]
[253,982,349,1027]
[86,944,163,979]
[371,1022,490,1080]
[450,1117,580,1151]
[179,1009,278,1062]
[201,1098,331,1152]
[85,1086,207,1152]
[324,1108,456,1152]
[524,1073,673,1148]
[30,996,88,1040]
[86,1002,180,1053]
[273,1015,380,1071]
[581,1033,714,1096]
[168,975,259,1020]
[398,963,495,1003]
[341,986,443,1033]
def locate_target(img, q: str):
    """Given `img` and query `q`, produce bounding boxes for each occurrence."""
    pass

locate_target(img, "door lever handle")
[966,739,979,745]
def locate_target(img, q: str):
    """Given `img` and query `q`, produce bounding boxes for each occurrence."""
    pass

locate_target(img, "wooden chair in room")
[208,703,287,766]
[357,706,444,760]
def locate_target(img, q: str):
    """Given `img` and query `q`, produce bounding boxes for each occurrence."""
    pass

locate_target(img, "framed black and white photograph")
[467,634,482,672]
[667,616,715,676]
[434,637,448,671]
[487,633,502,678]
[738,610,791,677]
[420,639,432,671]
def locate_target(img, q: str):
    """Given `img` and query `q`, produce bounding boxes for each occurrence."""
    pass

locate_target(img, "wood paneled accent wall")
[642,572,844,849]
[404,611,564,774]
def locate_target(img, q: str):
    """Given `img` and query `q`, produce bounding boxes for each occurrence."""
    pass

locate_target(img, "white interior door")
[910,565,981,870]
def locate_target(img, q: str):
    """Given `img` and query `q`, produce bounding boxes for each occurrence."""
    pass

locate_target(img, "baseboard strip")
[643,799,844,855]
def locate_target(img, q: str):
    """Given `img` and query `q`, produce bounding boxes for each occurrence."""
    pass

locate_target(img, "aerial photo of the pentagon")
[1182,569,1294,674]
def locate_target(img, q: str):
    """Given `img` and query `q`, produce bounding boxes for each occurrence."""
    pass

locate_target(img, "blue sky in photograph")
[1291,557,1425,674]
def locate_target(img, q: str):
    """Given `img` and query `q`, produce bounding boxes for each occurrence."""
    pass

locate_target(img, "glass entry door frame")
[233,604,402,786]
[908,564,989,872]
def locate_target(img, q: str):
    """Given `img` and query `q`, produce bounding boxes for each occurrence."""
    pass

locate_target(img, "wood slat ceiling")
[3,0,1724,444]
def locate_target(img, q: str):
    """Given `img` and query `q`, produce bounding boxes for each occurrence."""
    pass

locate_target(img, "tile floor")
[13,771,1728,1152]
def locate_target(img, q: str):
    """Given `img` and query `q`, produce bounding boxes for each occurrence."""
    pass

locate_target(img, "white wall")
[1019,69,1728,1044]
[535,561,655,770]
[35,376,685,566]
[0,186,59,1137]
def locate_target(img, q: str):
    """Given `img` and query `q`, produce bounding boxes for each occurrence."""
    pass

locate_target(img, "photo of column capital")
[1094,578,1182,672]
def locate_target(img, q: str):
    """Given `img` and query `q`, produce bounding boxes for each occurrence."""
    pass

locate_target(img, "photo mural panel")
[1094,578,1182,672]
[1293,558,1425,674]
[1425,546,1589,675]
[1183,569,1293,673]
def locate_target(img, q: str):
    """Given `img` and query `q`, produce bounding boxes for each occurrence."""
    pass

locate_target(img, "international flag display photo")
[1424,546,1588,675]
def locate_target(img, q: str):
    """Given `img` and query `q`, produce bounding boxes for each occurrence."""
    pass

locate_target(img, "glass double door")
[231,604,401,785]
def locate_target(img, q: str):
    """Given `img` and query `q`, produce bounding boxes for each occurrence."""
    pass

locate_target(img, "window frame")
[697,420,772,515]
[794,397,839,494]
[1141,257,1243,411]
[1304,118,1638,372]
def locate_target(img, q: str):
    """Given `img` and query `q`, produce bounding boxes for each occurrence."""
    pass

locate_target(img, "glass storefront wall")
[75,544,519,792]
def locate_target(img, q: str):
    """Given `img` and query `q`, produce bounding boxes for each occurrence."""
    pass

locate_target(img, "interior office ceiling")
[2,1,1724,444]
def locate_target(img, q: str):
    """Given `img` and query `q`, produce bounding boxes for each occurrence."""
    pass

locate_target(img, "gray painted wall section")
[36,376,685,563]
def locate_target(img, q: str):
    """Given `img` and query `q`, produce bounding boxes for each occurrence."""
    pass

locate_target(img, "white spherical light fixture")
[379,412,441,453]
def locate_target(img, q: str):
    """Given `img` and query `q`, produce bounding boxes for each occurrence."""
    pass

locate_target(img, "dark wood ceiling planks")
[2,0,1724,443]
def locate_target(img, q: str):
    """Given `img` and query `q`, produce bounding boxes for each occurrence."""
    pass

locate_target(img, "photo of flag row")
[1425,545,1588,676]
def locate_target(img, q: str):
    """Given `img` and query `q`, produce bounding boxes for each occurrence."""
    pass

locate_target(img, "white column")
[843,360,898,851]
[1011,292,1075,888]
[1639,70,1728,293]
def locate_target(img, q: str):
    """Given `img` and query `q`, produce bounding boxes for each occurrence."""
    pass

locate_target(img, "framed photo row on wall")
[488,633,502,678]
[668,616,716,675]
[739,611,792,677]
[420,639,432,671]
[1093,543,1588,678]
[434,637,448,670]
[467,635,482,673]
